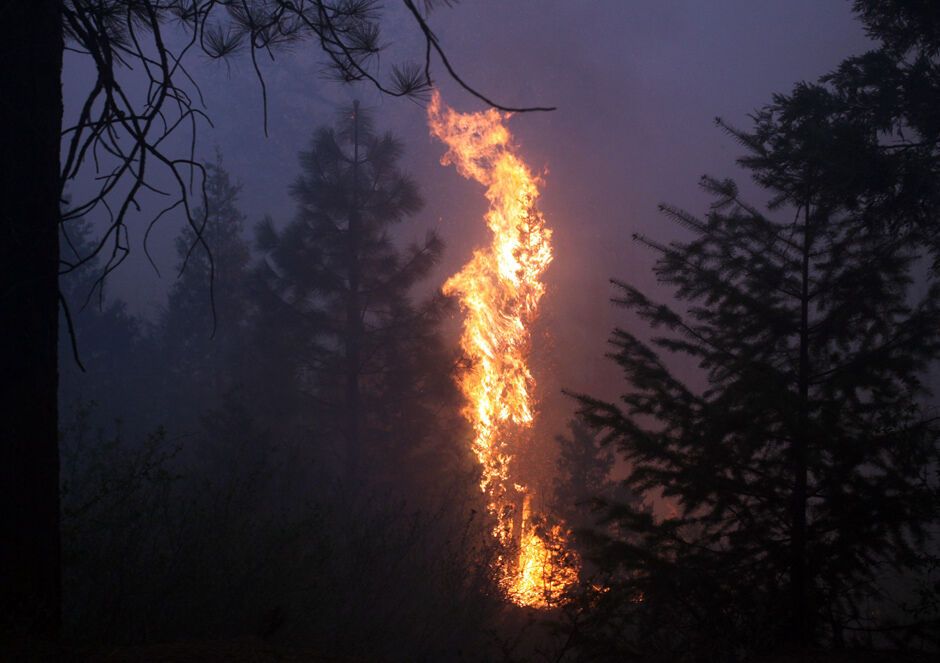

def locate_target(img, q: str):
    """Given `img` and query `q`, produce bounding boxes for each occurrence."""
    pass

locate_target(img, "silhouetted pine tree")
[573,86,940,657]
[161,155,252,413]
[252,102,460,493]
[552,418,647,591]
[824,1,940,263]
[59,216,143,421]
[553,419,613,532]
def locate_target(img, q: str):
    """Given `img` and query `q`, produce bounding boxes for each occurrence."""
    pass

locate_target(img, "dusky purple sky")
[62,0,873,420]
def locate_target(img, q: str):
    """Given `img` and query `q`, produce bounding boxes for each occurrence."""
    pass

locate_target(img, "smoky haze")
[47,2,937,659]
[63,0,870,402]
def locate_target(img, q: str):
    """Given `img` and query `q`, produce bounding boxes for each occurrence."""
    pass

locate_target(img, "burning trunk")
[428,92,577,607]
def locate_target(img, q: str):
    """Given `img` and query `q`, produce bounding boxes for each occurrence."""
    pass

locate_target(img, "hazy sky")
[63,0,873,409]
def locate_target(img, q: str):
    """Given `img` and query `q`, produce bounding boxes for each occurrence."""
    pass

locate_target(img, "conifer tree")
[253,102,457,490]
[553,419,613,535]
[161,156,252,414]
[823,1,940,262]
[59,216,142,420]
[573,84,940,656]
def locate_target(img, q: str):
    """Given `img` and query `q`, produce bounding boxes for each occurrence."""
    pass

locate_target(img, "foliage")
[251,102,465,495]
[57,134,486,652]
[159,154,253,421]
[59,216,150,429]
[821,1,940,265]
[568,53,940,663]
[59,402,502,656]
[553,418,613,532]
[59,0,551,300]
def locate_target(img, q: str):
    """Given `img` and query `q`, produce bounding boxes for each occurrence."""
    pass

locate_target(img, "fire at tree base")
[427,91,579,608]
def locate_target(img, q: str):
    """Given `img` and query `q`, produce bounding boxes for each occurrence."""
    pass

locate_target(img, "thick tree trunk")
[0,0,64,640]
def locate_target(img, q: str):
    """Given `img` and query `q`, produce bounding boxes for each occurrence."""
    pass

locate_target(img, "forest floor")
[4,639,935,662]
[2,637,366,662]
[755,649,934,663]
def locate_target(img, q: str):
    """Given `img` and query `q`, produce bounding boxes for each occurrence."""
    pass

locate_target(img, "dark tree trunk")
[0,0,64,640]
[791,201,812,647]
[344,100,363,483]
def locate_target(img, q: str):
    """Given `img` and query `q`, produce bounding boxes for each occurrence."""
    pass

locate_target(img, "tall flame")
[428,91,577,607]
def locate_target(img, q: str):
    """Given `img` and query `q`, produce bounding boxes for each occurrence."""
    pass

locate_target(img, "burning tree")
[573,85,940,656]
[428,92,578,607]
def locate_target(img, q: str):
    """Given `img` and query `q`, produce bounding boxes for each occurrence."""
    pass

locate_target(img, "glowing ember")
[428,91,578,608]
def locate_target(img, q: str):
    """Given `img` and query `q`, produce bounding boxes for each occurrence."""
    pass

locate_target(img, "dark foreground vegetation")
[2,1,940,661]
